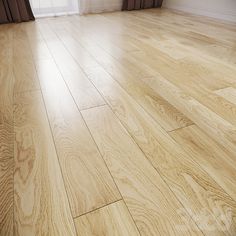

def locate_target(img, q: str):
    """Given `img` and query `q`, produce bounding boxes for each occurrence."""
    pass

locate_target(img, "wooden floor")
[0,8,236,236]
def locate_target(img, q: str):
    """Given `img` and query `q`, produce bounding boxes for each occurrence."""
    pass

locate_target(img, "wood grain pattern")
[74,200,140,236]
[82,105,203,236]
[157,80,236,128]
[51,22,193,131]
[1,8,236,235]
[142,75,236,156]
[127,52,236,128]
[14,91,76,235]
[85,67,236,235]
[36,59,120,217]
[194,87,236,127]
[0,26,14,236]
[177,56,234,91]
[170,125,236,202]
[215,87,236,105]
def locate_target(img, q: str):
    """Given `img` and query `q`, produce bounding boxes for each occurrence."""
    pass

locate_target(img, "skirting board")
[34,11,78,18]
[162,3,236,23]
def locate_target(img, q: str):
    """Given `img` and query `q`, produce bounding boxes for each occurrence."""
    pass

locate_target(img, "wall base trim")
[162,4,236,23]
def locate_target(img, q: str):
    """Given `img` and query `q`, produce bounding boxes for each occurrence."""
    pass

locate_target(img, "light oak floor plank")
[49,19,193,132]
[14,91,76,235]
[12,25,40,94]
[82,105,203,236]
[142,75,236,156]
[21,23,52,61]
[1,8,236,235]
[0,25,14,236]
[35,59,121,217]
[214,87,236,105]
[36,21,106,111]
[44,11,236,234]
[74,200,140,236]
[84,66,236,235]
[170,125,236,202]
[130,52,236,128]
[17,20,120,219]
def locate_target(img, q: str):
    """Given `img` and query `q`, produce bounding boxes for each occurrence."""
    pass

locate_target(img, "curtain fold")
[0,0,35,24]
[122,0,163,10]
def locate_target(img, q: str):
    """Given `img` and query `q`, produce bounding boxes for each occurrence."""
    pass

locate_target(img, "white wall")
[163,0,236,22]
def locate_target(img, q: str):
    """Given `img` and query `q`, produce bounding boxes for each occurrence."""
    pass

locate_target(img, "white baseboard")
[163,3,236,23]
[35,11,78,18]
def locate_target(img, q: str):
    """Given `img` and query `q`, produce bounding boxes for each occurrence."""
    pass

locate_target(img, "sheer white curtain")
[79,0,122,14]
[30,0,122,17]
[30,0,79,17]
